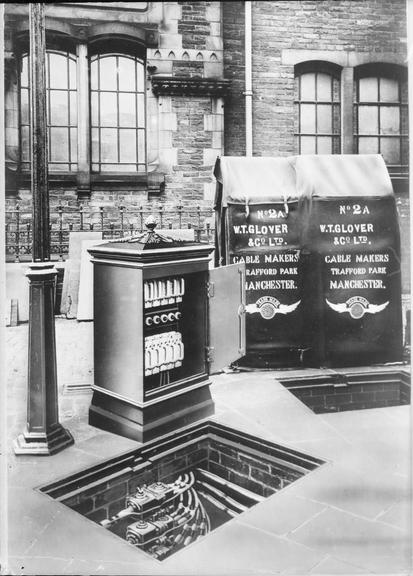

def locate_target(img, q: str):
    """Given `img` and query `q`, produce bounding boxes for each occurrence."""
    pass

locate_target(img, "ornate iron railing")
[5,203,215,262]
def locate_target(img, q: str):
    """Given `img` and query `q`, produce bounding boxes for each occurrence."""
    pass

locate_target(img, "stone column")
[76,42,90,197]
[14,3,73,456]
[341,66,354,154]
[4,53,19,193]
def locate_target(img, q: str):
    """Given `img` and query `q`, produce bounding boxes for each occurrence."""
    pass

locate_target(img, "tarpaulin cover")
[214,154,402,368]
[214,156,302,366]
[294,154,393,199]
[295,155,402,366]
[214,156,297,207]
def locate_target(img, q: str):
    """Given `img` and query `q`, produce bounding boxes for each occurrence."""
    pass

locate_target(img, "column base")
[13,425,74,456]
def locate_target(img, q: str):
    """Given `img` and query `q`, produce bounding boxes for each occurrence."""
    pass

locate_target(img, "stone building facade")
[4,1,409,291]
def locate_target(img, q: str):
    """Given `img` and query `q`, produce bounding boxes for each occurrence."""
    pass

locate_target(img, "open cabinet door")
[208,263,246,374]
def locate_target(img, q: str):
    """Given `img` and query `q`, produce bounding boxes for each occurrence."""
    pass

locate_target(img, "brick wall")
[222,0,409,295]
[222,1,245,156]
[62,436,312,523]
[222,0,407,157]
[5,1,224,215]
[283,376,411,413]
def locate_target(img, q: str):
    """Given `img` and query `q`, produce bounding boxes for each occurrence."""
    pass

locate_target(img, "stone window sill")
[17,171,165,194]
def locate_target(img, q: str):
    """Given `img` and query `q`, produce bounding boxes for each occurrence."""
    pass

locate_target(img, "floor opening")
[279,369,410,414]
[40,421,324,561]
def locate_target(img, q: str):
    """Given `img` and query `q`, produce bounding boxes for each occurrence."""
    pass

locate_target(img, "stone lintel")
[151,75,231,97]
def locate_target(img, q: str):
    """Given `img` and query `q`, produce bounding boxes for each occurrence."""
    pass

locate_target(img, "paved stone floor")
[3,319,412,575]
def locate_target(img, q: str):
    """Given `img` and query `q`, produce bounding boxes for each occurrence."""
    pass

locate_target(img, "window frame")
[353,63,408,175]
[89,51,147,175]
[294,61,342,156]
[17,33,149,190]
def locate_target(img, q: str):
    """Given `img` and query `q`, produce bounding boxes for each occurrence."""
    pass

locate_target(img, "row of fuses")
[144,278,185,308]
[145,311,181,327]
[145,331,184,375]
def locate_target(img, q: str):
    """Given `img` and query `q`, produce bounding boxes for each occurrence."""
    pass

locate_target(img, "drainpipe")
[244,1,253,156]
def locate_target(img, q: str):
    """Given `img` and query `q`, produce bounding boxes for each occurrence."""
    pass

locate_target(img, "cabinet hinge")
[205,346,215,363]
[207,281,215,298]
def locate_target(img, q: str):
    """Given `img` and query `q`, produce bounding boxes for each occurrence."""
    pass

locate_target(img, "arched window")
[354,64,408,169]
[19,35,147,182]
[90,52,146,173]
[294,62,341,155]
[20,50,78,172]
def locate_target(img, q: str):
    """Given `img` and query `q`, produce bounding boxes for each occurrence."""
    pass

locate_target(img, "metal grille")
[5,204,215,262]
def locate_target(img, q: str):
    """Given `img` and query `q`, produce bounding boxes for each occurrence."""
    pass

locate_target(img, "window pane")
[119,129,137,163]
[50,127,69,161]
[358,105,379,134]
[91,92,99,127]
[316,73,331,102]
[137,61,145,91]
[317,105,332,133]
[137,94,145,128]
[21,126,30,161]
[381,137,400,164]
[49,90,69,125]
[89,53,147,173]
[300,136,316,154]
[70,127,78,163]
[118,57,136,92]
[100,92,118,127]
[100,128,118,163]
[90,59,98,91]
[49,53,68,89]
[99,57,117,91]
[49,163,69,172]
[317,136,332,154]
[300,73,316,100]
[380,77,399,102]
[138,129,146,161]
[69,58,77,89]
[359,77,378,102]
[119,93,136,127]
[358,136,379,154]
[380,106,400,134]
[69,91,77,126]
[21,88,29,125]
[91,128,100,163]
[300,104,316,132]
[21,56,29,87]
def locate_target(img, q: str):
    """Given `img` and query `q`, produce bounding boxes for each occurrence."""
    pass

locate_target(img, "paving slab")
[5,321,412,575]
[164,521,325,575]
[288,507,412,573]
[235,491,327,536]
[308,555,374,574]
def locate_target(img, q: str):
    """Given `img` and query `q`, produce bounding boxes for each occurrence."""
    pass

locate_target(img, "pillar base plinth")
[13,425,74,456]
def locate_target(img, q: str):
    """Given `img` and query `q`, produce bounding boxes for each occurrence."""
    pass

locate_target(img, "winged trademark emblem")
[246,297,301,319]
[326,297,389,319]
[278,300,301,314]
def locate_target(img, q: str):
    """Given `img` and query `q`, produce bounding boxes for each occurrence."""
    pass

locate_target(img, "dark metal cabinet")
[88,228,245,443]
